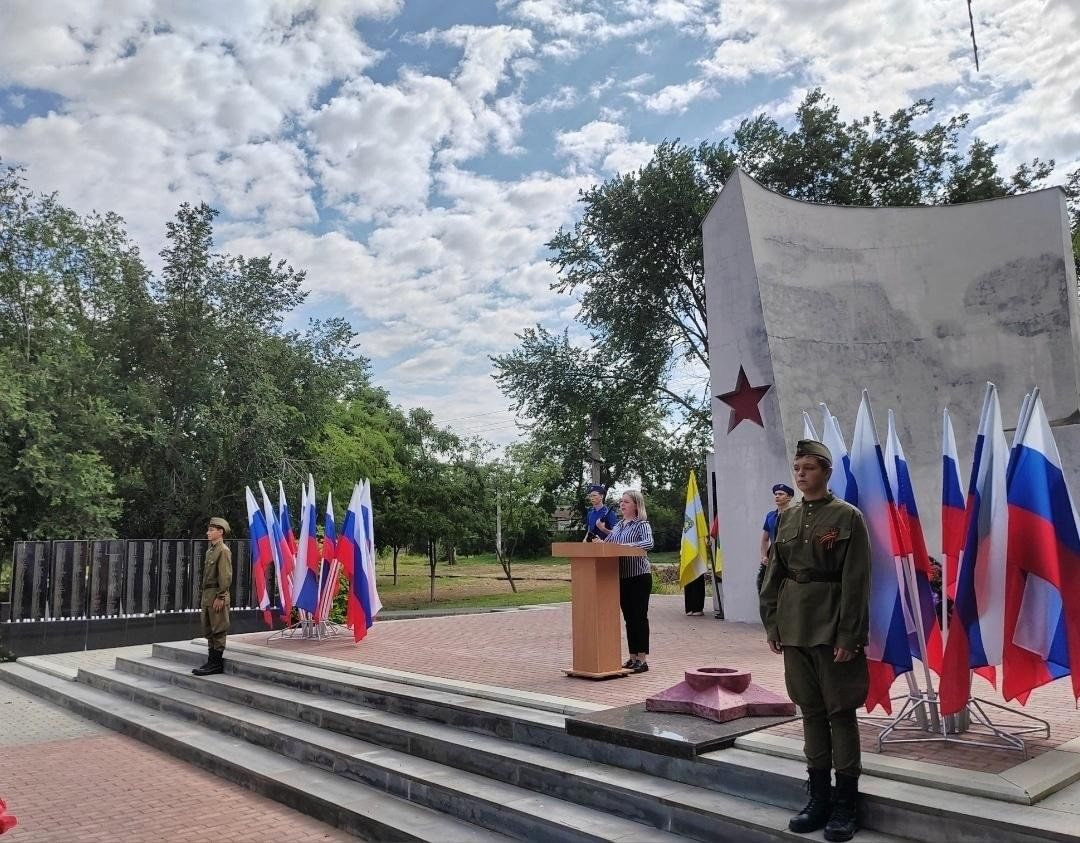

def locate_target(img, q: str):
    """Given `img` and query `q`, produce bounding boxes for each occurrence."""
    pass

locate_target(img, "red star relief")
[716,366,771,433]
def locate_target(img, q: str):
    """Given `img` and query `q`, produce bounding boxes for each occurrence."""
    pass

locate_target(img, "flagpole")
[898,551,942,732]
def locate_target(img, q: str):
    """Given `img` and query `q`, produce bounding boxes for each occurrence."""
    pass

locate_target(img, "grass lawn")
[371,549,688,611]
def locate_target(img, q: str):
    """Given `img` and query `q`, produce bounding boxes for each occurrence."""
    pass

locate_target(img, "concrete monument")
[704,170,1080,624]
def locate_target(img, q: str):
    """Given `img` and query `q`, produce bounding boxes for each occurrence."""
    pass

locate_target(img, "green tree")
[492,327,670,492]
[0,164,139,543]
[485,441,560,589]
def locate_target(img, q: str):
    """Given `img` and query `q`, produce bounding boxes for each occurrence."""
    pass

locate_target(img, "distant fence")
[8,540,259,621]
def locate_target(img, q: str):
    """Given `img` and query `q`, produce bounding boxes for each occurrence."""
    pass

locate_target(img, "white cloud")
[554,119,655,174]
[0,0,393,251]
[601,141,655,174]
[307,25,536,221]
[223,166,589,366]
[555,119,627,167]
[637,78,710,114]
[681,0,1079,171]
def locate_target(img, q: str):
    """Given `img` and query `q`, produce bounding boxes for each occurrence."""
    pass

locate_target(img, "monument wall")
[703,170,1080,624]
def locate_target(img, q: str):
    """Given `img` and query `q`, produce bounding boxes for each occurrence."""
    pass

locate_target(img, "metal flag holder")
[860,553,1050,755]
[266,609,349,643]
[864,691,1049,755]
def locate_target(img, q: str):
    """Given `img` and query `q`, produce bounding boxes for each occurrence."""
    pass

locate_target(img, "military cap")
[208,516,231,534]
[795,439,832,465]
[587,484,607,495]
[772,483,794,496]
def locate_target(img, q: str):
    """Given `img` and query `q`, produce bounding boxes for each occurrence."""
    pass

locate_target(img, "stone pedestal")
[646,667,795,723]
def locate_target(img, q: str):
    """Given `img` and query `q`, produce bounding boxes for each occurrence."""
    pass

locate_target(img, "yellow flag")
[679,470,710,587]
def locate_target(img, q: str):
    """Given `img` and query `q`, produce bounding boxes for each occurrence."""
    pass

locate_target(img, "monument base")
[565,702,794,758]
[646,666,796,722]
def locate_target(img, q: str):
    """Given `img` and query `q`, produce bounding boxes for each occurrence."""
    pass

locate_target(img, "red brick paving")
[0,702,351,843]
[236,595,1080,775]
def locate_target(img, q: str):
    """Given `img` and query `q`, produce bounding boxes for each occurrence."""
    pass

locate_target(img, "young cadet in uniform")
[758,482,794,593]
[192,517,233,677]
[759,440,871,842]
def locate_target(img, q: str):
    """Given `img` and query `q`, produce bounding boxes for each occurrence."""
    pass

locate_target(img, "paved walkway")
[235,595,1080,775]
[0,647,351,843]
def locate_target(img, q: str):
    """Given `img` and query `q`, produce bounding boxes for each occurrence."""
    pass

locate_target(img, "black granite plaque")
[190,539,208,608]
[230,540,251,608]
[88,540,126,617]
[125,540,156,615]
[157,540,188,612]
[11,541,50,621]
[565,703,796,759]
[50,541,88,619]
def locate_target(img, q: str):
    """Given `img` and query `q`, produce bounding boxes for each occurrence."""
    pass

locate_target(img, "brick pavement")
[236,595,1080,775]
[0,682,352,843]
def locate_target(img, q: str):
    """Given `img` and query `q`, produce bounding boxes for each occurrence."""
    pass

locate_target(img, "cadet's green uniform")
[201,541,232,650]
[759,492,871,776]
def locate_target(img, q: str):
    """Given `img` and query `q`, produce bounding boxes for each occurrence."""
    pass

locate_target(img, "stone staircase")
[0,642,1071,842]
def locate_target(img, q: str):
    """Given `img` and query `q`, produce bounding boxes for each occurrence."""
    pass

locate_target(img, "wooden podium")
[552,542,645,680]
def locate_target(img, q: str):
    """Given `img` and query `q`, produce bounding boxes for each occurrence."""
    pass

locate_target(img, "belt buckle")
[793,570,812,584]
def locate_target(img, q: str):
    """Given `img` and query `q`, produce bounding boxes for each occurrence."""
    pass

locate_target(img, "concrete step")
[114,655,903,843]
[0,661,508,843]
[154,640,568,741]
[150,641,1072,843]
[77,664,690,843]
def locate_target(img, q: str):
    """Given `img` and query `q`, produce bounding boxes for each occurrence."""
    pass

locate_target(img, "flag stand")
[266,609,347,643]
[861,557,1049,754]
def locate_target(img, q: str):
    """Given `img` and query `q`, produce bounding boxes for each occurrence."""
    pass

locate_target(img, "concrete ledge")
[17,655,78,682]
[734,730,1080,806]
[194,637,605,717]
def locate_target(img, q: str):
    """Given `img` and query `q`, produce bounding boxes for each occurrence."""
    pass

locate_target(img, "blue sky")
[1,0,1077,444]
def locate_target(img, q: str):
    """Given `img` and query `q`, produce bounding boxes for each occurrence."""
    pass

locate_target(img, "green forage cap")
[795,439,832,465]
[208,517,231,533]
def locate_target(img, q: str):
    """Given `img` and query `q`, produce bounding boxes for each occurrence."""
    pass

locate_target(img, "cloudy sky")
[1,0,1077,443]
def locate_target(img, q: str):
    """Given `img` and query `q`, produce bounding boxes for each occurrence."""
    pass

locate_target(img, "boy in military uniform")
[193,516,233,677]
[759,440,871,842]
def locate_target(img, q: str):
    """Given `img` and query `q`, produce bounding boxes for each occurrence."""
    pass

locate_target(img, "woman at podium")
[595,489,654,673]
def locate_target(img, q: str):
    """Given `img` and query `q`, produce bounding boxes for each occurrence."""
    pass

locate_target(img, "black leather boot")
[190,647,213,676]
[824,772,859,841]
[789,768,832,833]
[193,648,224,676]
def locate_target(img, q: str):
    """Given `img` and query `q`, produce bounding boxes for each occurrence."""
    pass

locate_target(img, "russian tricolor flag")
[820,403,858,505]
[941,408,965,603]
[245,487,274,627]
[292,475,321,615]
[1002,393,1080,704]
[359,480,383,619]
[803,410,819,441]
[316,491,341,623]
[260,481,294,621]
[940,384,1009,715]
[849,393,913,713]
[279,479,298,556]
[884,410,944,674]
[340,483,373,641]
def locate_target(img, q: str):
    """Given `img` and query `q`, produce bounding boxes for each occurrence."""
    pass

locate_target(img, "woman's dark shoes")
[623,658,636,669]
[631,660,649,673]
